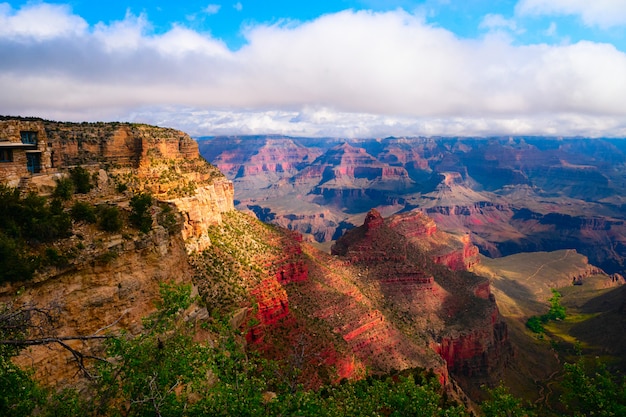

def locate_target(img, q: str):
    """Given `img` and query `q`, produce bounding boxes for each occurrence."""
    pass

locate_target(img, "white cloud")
[233,2,243,12]
[516,0,626,28]
[544,21,557,36]
[1,4,626,138]
[479,13,522,33]
[204,4,221,15]
[130,107,626,138]
[93,11,150,51]
[0,2,87,40]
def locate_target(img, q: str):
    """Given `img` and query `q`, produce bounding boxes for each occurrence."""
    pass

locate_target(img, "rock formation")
[198,135,626,277]
[0,117,234,387]
[330,209,512,390]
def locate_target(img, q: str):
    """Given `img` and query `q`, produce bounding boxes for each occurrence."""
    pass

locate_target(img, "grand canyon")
[199,135,626,276]
[1,118,625,415]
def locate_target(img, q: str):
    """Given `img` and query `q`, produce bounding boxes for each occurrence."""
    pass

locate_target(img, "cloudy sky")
[1,1,626,137]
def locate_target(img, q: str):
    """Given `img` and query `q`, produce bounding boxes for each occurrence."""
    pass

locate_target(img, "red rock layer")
[332,209,511,386]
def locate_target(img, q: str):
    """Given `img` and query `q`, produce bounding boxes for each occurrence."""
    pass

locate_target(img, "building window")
[0,149,12,162]
[20,131,38,145]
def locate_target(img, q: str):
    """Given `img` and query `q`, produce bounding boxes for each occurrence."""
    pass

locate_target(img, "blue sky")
[1,1,626,137]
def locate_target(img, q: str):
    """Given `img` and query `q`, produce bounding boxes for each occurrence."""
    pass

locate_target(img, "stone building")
[0,118,53,186]
[0,116,204,192]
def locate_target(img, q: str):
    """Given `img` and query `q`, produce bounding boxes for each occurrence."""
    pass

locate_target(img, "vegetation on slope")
[525,289,566,334]
[1,284,471,417]
[0,175,177,284]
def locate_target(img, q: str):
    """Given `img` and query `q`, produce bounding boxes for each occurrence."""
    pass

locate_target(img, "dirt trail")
[525,249,575,283]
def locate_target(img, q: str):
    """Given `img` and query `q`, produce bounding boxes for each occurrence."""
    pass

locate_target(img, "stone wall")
[0,119,53,185]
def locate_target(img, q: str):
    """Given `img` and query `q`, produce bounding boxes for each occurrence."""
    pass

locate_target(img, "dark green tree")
[562,357,626,417]
[97,205,122,233]
[53,177,74,201]
[129,193,153,233]
[481,385,534,417]
[71,201,97,224]
[69,166,93,194]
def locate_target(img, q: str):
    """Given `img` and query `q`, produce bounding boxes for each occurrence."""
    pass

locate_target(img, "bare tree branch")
[94,309,129,335]
[0,335,112,346]
[1,300,119,379]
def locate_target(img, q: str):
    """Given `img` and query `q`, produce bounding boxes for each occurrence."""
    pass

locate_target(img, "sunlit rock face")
[331,209,512,387]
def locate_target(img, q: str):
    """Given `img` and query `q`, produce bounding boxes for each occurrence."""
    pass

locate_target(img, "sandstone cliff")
[0,118,234,387]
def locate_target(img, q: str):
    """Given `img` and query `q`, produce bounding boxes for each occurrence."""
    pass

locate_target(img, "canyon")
[1,118,520,408]
[198,135,626,276]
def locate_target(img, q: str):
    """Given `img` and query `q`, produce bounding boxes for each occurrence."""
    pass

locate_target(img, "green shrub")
[97,205,122,233]
[129,193,153,233]
[44,247,69,268]
[526,316,545,333]
[157,203,179,234]
[481,385,534,417]
[53,177,74,201]
[526,289,566,334]
[0,185,21,237]
[69,166,93,194]
[546,289,566,321]
[18,194,71,242]
[0,232,36,283]
[70,201,97,224]
[562,356,626,416]
[115,182,128,193]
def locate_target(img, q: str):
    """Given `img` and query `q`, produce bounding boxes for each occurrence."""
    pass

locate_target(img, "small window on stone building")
[0,149,12,162]
[20,131,38,145]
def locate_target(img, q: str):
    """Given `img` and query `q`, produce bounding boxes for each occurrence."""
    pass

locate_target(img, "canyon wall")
[0,118,234,388]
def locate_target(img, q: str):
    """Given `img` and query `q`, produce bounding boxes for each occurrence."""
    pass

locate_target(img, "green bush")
[562,357,626,416]
[53,177,74,201]
[115,182,128,193]
[526,316,545,333]
[481,385,534,417]
[546,289,566,321]
[526,289,566,333]
[69,166,93,194]
[0,233,36,283]
[0,186,72,283]
[97,205,122,233]
[18,194,71,242]
[44,247,69,268]
[70,201,97,224]
[129,193,153,233]
[157,203,180,234]
[0,185,21,238]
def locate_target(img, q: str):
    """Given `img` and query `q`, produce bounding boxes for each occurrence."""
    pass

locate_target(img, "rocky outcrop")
[169,179,234,252]
[1,117,235,253]
[331,209,511,387]
[434,309,511,382]
[3,224,193,388]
